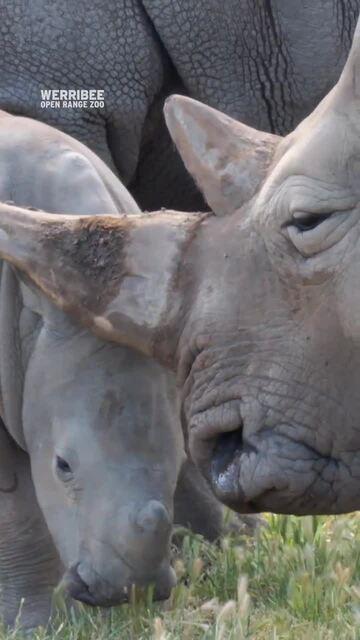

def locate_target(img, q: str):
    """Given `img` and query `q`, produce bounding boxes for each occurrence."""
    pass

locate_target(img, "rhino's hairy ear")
[0,203,202,363]
[164,95,282,216]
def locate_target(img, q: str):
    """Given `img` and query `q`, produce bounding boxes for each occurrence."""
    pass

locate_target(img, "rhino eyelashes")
[288,211,333,232]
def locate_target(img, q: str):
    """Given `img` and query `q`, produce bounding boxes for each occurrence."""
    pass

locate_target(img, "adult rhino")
[0,111,222,629]
[6,14,360,518]
[1,0,359,210]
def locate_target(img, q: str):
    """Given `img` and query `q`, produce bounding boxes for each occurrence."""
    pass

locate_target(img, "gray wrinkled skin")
[0,1,359,210]
[159,17,360,516]
[6,17,360,520]
[0,111,223,629]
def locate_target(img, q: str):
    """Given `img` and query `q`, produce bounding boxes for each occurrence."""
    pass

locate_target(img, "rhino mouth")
[63,562,176,607]
[191,416,355,515]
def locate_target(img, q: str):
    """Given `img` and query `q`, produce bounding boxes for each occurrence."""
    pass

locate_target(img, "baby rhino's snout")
[63,499,175,607]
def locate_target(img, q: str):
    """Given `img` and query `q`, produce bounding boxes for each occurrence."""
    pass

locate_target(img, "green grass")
[2,514,360,639]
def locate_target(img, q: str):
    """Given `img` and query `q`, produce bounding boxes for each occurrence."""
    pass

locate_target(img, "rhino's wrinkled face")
[22,307,179,605]
[181,131,359,514]
[2,21,360,520]
[173,73,360,514]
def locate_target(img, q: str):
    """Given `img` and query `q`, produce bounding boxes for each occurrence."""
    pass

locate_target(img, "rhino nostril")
[212,426,244,475]
[136,500,171,534]
[208,425,245,505]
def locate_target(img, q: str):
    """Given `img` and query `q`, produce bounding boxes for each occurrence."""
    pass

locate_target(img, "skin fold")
[0,1,359,210]
[0,111,223,630]
[5,15,360,520]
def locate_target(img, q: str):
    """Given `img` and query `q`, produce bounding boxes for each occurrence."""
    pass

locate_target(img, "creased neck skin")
[175,212,360,515]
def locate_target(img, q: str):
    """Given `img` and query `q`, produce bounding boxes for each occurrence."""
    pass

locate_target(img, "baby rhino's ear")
[164,95,281,216]
[0,203,200,363]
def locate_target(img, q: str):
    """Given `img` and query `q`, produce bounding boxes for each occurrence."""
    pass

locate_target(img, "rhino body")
[10,14,360,519]
[0,111,223,629]
[0,0,359,211]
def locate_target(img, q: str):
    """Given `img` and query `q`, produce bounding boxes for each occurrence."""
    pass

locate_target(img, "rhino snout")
[62,500,175,607]
[63,564,99,607]
[63,560,176,607]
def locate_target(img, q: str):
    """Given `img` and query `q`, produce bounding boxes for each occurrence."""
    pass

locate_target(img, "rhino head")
[0,258,180,606]
[24,332,180,606]
[1,17,360,516]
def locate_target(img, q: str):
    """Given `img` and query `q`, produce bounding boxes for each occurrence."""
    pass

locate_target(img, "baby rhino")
[0,111,222,629]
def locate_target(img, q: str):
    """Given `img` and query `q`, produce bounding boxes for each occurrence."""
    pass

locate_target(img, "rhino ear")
[164,95,281,216]
[0,203,200,363]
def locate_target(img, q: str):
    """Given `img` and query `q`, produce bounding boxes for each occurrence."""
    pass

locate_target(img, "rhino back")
[0,0,164,185]
[143,0,360,134]
[0,111,140,215]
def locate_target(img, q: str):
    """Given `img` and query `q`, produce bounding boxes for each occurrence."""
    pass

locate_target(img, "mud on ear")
[164,95,282,216]
[0,203,202,364]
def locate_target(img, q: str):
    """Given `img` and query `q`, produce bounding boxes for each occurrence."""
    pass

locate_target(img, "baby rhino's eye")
[56,455,72,478]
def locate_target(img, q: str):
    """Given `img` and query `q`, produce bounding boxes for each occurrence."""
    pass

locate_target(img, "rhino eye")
[290,211,332,232]
[286,208,354,257]
[56,455,72,477]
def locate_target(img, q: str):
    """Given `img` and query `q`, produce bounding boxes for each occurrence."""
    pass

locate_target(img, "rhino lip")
[63,564,99,606]
[63,563,176,607]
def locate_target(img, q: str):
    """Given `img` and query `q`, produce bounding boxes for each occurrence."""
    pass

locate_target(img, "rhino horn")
[0,203,200,363]
[164,95,281,216]
[332,15,360,102]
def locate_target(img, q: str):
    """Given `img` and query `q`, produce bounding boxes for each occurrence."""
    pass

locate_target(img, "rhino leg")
[0,420,61,629]
[174,458,224,542]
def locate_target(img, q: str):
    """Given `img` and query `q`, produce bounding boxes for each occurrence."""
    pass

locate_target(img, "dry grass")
[2,513,360,639]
